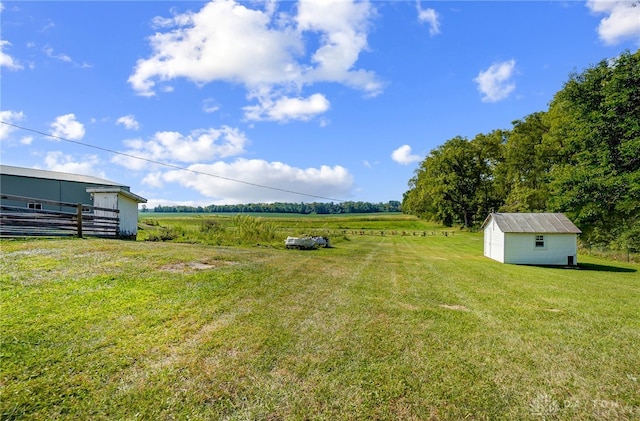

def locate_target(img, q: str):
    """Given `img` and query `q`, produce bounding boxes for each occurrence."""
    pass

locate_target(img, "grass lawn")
[1,218,639,420]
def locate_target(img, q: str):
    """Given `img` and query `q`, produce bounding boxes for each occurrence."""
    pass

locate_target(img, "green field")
[1,215,639,420]
[138,212,440,233]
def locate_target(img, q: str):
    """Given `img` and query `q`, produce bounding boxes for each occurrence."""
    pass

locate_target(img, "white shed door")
[93,193,118,217]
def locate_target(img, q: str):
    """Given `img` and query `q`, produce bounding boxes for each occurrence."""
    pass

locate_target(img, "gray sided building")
[0,165,146,237]
[0,165,136,209]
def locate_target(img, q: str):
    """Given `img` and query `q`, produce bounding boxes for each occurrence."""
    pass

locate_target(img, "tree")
[403,132,504,227]
[495,112,552,212]
[471,130,506,220]
[545,50,640,246]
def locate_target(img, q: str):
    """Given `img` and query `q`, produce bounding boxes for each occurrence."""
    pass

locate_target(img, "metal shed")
[481,213,582,266]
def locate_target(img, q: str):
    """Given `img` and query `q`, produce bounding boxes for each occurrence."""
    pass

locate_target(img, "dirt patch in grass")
[160,261,236,272]
[397,302,420,311]
[440,304,470,312]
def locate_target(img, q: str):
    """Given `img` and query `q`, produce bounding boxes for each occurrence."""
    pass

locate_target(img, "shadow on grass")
[577,263,637,273]
[521,263,636,273]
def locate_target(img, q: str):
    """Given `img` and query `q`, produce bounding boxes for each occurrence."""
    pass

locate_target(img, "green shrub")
[145,226,183,242]
[200,219,223,234]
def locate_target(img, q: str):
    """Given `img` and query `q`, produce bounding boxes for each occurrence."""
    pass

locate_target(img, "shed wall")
[504,233,577,265]
[484,218,505,263]
[118,195,140,237]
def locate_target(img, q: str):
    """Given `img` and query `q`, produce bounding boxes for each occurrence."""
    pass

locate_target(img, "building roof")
[86,187,147,203]
[0,164,126,188]
[482,213,582,234]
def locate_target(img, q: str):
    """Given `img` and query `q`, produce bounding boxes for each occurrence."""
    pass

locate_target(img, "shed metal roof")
[0,165,125,188]
[483,213,582,234]
[86,187,147,203]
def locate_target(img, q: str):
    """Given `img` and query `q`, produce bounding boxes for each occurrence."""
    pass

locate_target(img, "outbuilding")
[0,164,146,238]
[482,213,581,266]
[86,187,147,238]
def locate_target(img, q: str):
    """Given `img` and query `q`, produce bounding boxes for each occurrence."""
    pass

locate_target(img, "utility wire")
[0,121,347,203]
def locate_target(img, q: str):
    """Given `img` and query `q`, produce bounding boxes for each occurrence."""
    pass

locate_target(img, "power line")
[0,121,346,203]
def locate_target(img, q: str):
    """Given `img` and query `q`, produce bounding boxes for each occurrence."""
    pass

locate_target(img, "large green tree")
[545,50,640,246]
[403,131,504,227]
[495,112,552,212]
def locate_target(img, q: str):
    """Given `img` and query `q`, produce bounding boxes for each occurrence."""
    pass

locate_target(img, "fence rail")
[0,194,120,238]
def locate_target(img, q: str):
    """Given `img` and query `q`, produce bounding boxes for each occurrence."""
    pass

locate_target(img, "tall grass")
[231,214,278,244]
[140,214,279,246]
[139,213,449,247]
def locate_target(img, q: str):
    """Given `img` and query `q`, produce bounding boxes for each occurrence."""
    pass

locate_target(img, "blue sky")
[1,1,639,207]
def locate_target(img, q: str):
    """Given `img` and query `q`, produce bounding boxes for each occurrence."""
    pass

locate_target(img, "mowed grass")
[1,218,639,420]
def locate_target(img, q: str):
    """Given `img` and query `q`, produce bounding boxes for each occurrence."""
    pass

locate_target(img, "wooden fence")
[0,194,120,238]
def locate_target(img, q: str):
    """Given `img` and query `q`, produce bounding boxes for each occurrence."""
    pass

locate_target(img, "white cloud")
[417,1,440,36]
[202,98,220,113]
[144,198,212,209]
[116,114,140,130]
[111,126,248,170]
[159,159,354,204]
[42,45,91,68]
[128,0,380,121]
[243,93,330,122]
[587,1,640,45]
[43,46,72,62]
[391,144,422,165]
[42,151,106,178]
[141,171,164,188]
[41,19,55,33]
[110,149,154,171]
[474,59,516,103]
[295,0,381,94]
[0,40,23,70]
[0,110,25,140]
[128,0,302,96]
[50,114,85,140]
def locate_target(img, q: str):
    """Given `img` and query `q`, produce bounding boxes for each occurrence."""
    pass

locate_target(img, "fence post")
[77,204,83,238]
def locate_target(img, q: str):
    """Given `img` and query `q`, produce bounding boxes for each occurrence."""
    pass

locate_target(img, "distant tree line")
[403,50,639,250]
[149,200,402,215]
